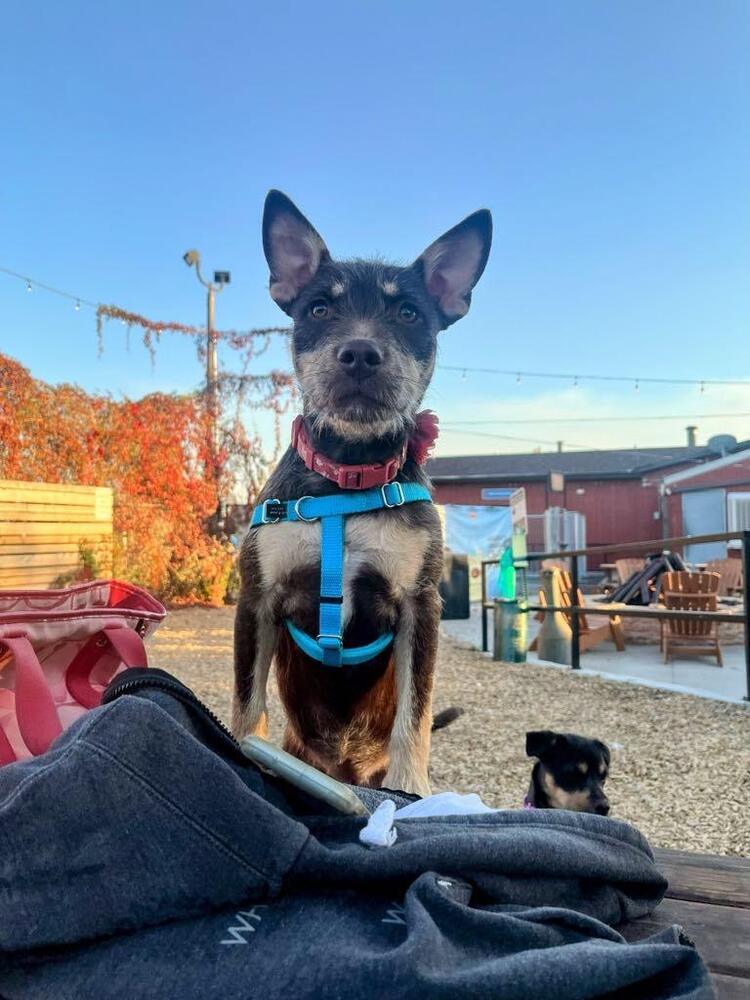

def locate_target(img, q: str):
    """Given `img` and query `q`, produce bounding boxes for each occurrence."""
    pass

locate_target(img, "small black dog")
[525,730,610,814]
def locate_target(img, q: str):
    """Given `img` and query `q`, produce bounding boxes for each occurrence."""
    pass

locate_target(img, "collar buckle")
[338,466,363,489]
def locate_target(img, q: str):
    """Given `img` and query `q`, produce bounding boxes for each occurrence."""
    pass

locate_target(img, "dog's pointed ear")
[413,209,492,326]
[594,740,611,765]
[262,190,330,313]
[526,730,559,759]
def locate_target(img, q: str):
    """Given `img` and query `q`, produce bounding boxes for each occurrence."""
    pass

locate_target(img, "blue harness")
[250,481,432,667]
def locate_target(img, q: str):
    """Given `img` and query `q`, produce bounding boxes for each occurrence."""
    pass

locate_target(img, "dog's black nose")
[337,340,383,378]
[594,802,610,816]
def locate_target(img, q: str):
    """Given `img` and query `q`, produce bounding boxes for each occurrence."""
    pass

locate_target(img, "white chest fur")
[254,512,430,623]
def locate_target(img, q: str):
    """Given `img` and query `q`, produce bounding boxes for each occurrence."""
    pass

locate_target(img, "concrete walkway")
[442,603,749,704]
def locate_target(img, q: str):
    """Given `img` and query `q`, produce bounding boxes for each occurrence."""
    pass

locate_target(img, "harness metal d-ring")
[294,496,318,522]
[381,482,405,508]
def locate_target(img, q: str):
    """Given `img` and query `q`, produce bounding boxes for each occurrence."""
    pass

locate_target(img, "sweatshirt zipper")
[101,670,342,813]
[102,670,241,751]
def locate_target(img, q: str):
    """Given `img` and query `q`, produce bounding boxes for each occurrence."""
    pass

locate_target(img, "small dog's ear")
[526,730,559,758]
[262,190,330,312]
[413,209,492,325]
[595,740,611,765]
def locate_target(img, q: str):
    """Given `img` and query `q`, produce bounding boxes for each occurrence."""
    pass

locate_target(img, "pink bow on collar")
[408,410,440,465]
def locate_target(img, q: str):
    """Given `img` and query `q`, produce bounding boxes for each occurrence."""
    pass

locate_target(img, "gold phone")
[240,736,370,817]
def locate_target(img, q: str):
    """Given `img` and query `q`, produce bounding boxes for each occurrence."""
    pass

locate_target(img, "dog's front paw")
[382,768,431,798]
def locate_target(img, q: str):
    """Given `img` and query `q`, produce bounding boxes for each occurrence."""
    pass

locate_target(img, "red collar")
[291,411,439,490]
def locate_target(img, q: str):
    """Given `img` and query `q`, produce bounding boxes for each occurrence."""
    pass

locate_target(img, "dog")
[232,191,492,795]
[525,730,610,814]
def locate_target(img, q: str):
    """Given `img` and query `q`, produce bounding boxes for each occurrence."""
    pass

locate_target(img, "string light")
[446,411,750,426]
[0,266,96,308]
[1,265,288,355]
[438,364,750,390]
[3,264,747,393]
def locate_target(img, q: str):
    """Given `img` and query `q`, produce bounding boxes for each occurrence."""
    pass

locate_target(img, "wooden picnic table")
[620,849,750,997]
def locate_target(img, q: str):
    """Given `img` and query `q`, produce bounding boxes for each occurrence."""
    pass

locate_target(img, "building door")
[681,489,726,562]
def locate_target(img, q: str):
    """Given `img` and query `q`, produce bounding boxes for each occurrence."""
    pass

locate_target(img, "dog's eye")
[398,303,419,324]
[309,300,329,319]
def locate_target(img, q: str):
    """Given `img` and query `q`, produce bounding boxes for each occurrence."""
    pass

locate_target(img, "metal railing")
[481,529,750,701]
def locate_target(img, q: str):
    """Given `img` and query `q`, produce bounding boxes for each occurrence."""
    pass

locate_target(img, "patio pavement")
[442,603,749,704]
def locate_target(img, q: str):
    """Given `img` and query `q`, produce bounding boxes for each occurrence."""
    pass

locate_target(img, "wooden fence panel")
[0,481,113,589]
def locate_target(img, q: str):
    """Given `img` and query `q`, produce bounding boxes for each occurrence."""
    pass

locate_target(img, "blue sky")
[1,0,748,457]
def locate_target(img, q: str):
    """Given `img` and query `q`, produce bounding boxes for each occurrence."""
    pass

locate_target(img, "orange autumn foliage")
[0,352,234,603]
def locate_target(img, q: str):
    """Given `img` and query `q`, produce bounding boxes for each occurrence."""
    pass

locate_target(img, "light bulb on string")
[75,299,80,312]
[573,375,579,389]
[516,372,521,383]
[700,381,705,394]
[461,369,467,381]
[634,379,640,392]
[26,281,32,293]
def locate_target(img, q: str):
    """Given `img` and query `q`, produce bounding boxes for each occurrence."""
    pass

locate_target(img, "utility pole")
[183,249,231,531]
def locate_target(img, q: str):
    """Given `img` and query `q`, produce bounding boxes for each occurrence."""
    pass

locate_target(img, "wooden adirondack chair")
[534,564,571,624]
[530,568,625,654]
[661,571,723,666]
[614,557,646,585]
[704,558,743,597]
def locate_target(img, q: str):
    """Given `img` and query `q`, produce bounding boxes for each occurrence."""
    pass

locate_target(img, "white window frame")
[727,491,750,547]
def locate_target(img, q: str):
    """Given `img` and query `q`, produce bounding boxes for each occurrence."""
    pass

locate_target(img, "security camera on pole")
[182,249,231,532]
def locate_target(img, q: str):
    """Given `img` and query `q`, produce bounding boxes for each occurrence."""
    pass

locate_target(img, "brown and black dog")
[526,730,611,814]
[232,191,491,795]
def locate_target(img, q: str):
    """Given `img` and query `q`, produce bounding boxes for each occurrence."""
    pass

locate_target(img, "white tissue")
[359,792,497,849]
[359,799,398,848]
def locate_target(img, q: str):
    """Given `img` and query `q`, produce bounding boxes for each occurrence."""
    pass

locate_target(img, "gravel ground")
[149,606,750,857]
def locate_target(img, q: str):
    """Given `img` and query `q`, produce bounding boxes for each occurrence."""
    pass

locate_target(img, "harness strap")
[286,621,395,666]
[251,482,432,667]
[318,514,346,666]
[250,481,429,527]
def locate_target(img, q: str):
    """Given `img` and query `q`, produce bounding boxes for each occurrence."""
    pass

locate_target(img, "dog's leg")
[232,599,277,739]
[382,586,440,797]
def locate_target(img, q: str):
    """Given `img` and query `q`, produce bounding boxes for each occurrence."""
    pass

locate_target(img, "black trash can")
[439,551,470,620]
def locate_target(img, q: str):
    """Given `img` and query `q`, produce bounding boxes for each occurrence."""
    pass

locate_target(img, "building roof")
[662,448,750,489]
[426,446,715,482]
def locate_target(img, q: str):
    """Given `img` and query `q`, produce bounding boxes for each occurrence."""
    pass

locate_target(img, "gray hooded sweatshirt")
[0,670,714,999]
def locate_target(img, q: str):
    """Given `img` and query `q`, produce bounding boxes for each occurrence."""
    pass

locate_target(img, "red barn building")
[426,444,739,569]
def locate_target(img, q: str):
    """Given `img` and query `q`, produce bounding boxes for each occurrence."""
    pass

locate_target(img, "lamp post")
[183,249,231,530]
